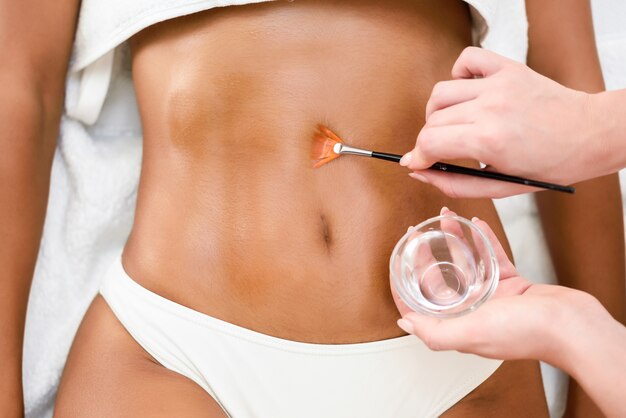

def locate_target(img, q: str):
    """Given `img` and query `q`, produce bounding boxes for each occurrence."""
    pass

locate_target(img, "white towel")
[22,47,142,417]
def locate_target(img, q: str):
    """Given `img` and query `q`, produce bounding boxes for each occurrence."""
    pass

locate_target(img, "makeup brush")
[311,125,575,194]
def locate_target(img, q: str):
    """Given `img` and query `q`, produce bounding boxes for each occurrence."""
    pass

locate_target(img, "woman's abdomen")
[123,0,507,343]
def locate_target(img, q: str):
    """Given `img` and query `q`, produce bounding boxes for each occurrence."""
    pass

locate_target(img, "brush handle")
[370,151,402,163]
[370,151,575,194]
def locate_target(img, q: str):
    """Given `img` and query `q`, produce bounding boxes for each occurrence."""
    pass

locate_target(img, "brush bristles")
[311,124,344,168]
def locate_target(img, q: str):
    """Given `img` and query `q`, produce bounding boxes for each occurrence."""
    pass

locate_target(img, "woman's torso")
[122,0,509,344]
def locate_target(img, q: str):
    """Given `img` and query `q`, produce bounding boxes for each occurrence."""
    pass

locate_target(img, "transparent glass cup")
[390,215,499,317]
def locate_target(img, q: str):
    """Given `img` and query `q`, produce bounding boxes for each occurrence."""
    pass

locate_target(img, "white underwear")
[100,256,502,418]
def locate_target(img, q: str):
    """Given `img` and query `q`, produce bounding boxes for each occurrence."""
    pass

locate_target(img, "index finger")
[425,78,486,121]
[451,47,510,79]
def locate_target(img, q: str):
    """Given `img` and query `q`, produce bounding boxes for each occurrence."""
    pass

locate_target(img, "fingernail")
[399,152,413,167]
[397,318,414,335]
[441,206,450,215]
[408,172,429,183]
[471,217,480,223]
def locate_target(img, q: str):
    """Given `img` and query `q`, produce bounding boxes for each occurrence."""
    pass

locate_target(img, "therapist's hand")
[394,208,605,368]
[401,47,604,198]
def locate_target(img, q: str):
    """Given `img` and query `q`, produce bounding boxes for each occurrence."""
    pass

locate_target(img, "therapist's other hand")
[401,47,599,198]
[395,209,603,368]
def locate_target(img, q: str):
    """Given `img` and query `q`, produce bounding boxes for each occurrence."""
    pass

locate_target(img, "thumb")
[408,170,537,199]
[452,47,511,79]
[399,311,477,352]
[399,148,434,171]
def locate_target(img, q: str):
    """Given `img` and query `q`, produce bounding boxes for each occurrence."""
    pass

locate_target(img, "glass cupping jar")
[390,215,499,317]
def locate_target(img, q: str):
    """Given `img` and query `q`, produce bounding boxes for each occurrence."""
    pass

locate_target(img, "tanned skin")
[55,1,548,416]
[0,1,80,416]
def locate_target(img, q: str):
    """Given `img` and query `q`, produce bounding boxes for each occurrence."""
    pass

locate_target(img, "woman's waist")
[123,176,428,342]
[122,177,499,342]
[125,181,442,283]
[122,223,407,342]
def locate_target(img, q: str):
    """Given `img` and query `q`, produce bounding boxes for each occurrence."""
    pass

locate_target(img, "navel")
[319,213,332,248]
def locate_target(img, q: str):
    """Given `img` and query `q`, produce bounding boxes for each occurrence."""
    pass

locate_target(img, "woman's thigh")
[54,296,226,418]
